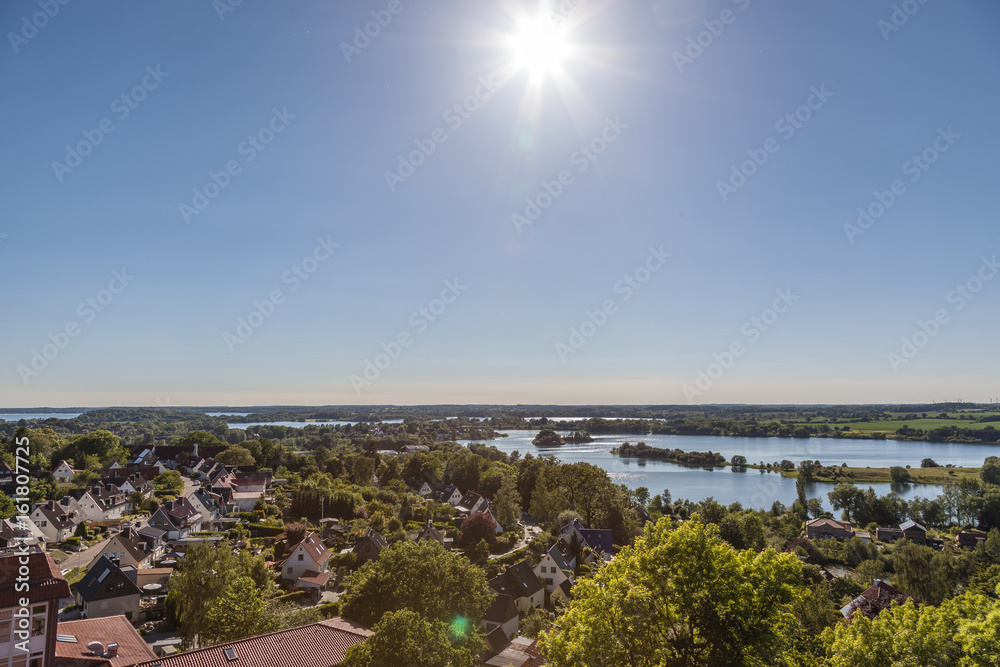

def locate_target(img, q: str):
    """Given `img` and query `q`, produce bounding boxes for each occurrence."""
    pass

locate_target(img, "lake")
[0,413,83,421]
[459,430,1000,510]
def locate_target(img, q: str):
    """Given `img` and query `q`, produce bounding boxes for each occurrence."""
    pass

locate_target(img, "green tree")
[216,445,256,466]
[892,541,958,605]
[203,576,274,644]
[342,609,480,667]
[153,470,184,497]
[0,493,14,520]
[340,540,492,630]
[889,466,911,484]
[493,473,521,530]
[981,456,1000,487]
[540,517,807,666]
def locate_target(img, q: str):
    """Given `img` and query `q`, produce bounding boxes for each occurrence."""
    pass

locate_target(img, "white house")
[148,498,202,540]
[281,532,332,588]
[534,541,574,593]
[29,500,82,542]
[52,460,78,483]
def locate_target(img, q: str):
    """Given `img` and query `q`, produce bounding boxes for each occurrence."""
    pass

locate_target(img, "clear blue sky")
[2,0,998,407]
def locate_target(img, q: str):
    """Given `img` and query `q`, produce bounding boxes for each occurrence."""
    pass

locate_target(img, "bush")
[66,537,81,546]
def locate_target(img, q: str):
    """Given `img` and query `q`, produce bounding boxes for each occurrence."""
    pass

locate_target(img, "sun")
[509,17,570,82]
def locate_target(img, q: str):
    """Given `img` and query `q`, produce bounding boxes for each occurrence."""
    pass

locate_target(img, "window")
[32,617,44,637]
[287,567,292,574]
[297,554,304,561]
[0,620,10,643]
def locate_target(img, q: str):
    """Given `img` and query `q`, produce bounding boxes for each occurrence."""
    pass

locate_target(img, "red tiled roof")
[282,532,331,570]
[132,618,372,667]
[55,615,158,666]
[0,548,71,606]
[296,570,330,587]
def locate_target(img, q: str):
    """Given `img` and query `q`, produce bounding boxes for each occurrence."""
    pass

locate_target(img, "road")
[59,536,110,572]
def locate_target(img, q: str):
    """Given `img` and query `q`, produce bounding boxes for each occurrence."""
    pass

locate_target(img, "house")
[876,527,905,543]
[806,517,855,541]
[534,541,574,594]
[435,485,463,506]
[841,579,912,620]
[411,480,434,497]
[481,593,520,639]
[54,615,158,666]
[488,560,544,614]
[551,578,573,608]
[88,485,131,520]
[187,489,224,524]
[560,518,614,560]
[457,492,488,516]
[148,498,202,540]
[52,460,78,483]
[91,528,156,571]
[0,463,14,496]
[75,556,142,621]
[96,473,152,498]
[30,500,82,542]
[0,545,71,667]
[958,529,988,548]
[131,618,372,667]
[415,520,446,546]
[900,519,928,545]
[281,532,332,587]
[0,517,46,549]
[352,529,387,565]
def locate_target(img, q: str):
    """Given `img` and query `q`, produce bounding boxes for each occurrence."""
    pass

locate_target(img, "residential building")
[0,546,72,667]
[481,593,519,639]
[805,517,855,541]
[352,529,387,566]
[488,560,544,614]
[559,518,614,560]
[186,489,223,525]
[91,528,156,571]
[456,492,487,516]
[54,615,157,666]
[29,501,81,543]
[74,557,142,622]
[415,520,445,546]
[899,519,928,545]
[534,542,574,594]
[958,529,988,548]
[435,485,463,506]
[481,634,547,667]
[0,519,45,550]
[841,579,911,620]
[52,460,78,484]
[281,532,332,588]
[148,498,201,540]
[131,618,371,667]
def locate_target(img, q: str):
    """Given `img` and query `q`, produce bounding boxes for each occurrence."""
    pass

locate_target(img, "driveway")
[181,474,199,498]
[59,536,110,572]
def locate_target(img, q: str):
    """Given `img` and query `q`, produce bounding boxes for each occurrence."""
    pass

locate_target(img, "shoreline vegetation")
[613,441,727,467]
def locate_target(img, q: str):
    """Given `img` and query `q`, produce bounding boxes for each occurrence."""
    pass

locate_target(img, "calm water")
[458,430,1000,510]
[0,413,82,421]
[227,419,403,429]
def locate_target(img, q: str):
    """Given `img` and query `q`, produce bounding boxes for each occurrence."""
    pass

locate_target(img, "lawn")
[780,465,982,485]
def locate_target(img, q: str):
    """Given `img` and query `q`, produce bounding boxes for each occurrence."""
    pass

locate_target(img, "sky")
[1,0,998,408]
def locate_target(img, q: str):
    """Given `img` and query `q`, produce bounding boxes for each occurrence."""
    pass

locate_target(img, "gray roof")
[899,520,927,532]
[75,555,142,602]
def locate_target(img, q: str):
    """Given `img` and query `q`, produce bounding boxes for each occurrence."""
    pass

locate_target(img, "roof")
[546,542,573,573]
[34,500,80,529]
[489,560,543,600]
[578,528,613,554]
[107,528,154,564]
[0,547,70,606]
[415,521,445,545]
[899,520,927,532]
[841,579,911,620]
[132,618,372,667]
[55,615,158,667]
[353,529,387,552]
[806,517,852,530]
[296,570,330,587]
[483,636,547,667]
[485,626,511,654]
[297,532,332,563]
[75,556,142,603]
[483,593,519,625]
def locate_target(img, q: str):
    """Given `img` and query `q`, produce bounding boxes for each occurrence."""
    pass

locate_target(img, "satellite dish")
[86,641,105,656]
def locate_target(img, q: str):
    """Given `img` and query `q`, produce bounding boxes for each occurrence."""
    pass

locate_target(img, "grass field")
[774,413,1000,434]
[778,466,982,485]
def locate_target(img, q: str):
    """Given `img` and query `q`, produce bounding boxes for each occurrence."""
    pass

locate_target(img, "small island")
[531,428,594,446]
[613,441,726,467]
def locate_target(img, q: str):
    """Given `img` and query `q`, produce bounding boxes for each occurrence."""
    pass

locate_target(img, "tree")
[892,541,958,605]
[889,466,911,484]
[342,609,480,667]
[284,522,307,545]
[153,470,184,497]
[460,512,498,548]
[921,458,940,468]
[540,517,807,666]
[203,576,274,644]
[493,474,521,530]
[216,446,256,466]
[340,540,492,630]
[981,456,1000,486]
[0,493,14,520]
[634,486,651,506]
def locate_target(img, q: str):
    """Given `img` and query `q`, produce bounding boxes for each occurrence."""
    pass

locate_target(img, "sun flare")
[510,17,570,82]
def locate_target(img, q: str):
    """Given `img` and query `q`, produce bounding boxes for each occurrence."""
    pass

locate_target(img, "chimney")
[107,643,119,658]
